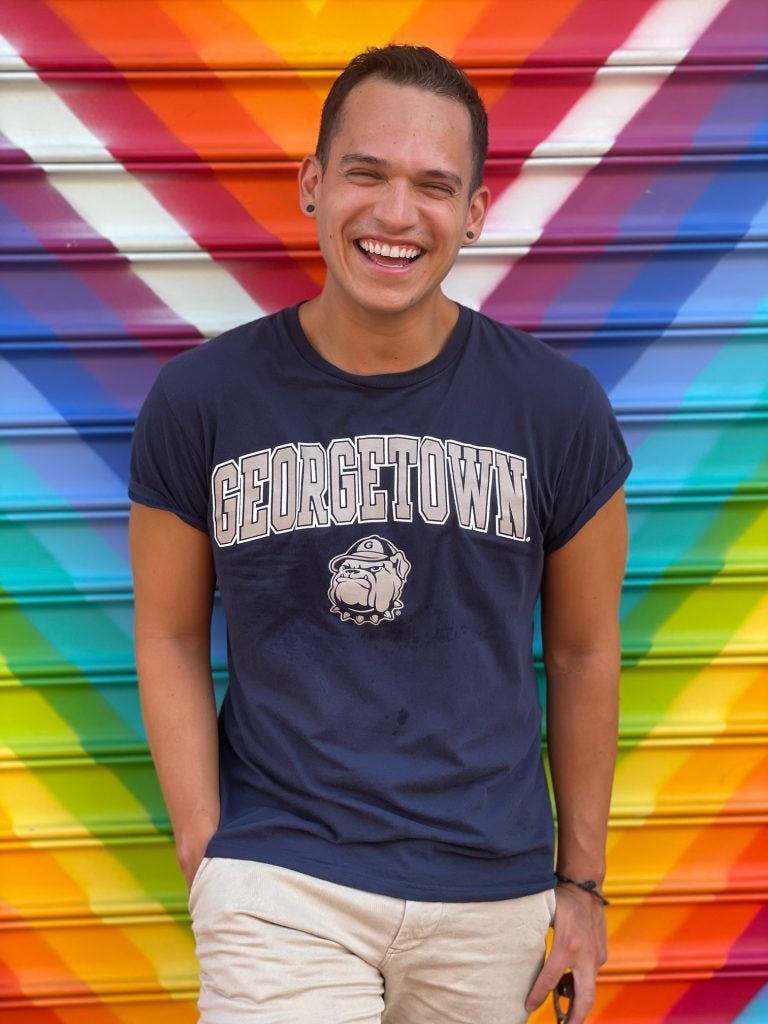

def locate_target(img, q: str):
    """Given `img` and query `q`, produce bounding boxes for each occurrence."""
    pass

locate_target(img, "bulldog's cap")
[330,535,399,570]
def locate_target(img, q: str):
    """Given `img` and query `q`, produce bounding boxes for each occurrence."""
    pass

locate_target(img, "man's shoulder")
[469,308,594,390]
[156,307,289,393]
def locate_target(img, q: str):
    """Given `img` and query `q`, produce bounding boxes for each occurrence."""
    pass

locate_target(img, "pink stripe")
[1,0,113,71]
[125,162,285,252]
[37,72,201,162]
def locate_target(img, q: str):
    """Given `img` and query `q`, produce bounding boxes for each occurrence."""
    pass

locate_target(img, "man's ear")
[464,184,491,245]
[298,155,322,214]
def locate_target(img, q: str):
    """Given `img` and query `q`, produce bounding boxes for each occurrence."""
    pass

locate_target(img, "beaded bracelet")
[555,872,610,905]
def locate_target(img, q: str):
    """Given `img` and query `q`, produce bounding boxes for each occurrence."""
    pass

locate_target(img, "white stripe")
[451,0,734,310]
[50,166,197,251]
[0,32,28,70]
[124,256,265,335]
[531,66,676,159]
[481,158,601,249]
[608,0,734,65]
[0,43,264,333]
[0,73,111,161]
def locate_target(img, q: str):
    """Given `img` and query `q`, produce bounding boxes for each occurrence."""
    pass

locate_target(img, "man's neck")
[298,291,459,376]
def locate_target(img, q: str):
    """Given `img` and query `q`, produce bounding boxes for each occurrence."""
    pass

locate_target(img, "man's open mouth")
[356,238,423,267]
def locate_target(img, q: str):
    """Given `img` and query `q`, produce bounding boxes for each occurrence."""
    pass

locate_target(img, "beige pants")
[189,857,555,1023]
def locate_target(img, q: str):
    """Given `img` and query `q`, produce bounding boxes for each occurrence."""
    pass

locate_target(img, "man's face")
[300,78,489,320]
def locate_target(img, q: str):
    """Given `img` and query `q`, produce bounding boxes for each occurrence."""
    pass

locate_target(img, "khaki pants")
[189,857,555,1024]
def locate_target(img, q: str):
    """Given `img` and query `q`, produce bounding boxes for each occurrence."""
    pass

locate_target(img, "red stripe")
[531,0,660,64]
[1,0,113,71]
[125,163,286,252]
[660,908,768,1021]
[36,73,203,163]
[484,0,659,159]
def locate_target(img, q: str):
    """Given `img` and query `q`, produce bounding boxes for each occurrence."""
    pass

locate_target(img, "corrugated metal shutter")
[1,1,766,1021]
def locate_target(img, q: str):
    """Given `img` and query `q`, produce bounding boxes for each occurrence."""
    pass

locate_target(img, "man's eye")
[423,183,453,196]
[349,170,379,181]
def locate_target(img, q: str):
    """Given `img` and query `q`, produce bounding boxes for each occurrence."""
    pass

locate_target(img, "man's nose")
[374,180,418,231]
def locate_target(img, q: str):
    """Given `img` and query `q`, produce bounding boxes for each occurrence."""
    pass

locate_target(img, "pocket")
[545,887,557,925]
[187,856,212,912]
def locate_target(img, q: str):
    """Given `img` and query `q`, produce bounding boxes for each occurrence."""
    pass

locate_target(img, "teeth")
[359,239,421,260]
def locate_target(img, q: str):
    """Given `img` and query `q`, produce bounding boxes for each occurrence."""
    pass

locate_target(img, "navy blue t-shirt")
[129,303,631,901]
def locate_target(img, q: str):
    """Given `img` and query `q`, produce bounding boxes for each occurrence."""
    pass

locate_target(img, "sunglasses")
[553,972,574,1023]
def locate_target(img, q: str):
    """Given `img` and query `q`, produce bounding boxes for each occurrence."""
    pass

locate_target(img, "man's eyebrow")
[340,153,388,169]
[340,153,463,189]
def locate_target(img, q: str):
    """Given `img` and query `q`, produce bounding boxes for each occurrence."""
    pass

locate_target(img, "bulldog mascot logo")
[328,535,411,626]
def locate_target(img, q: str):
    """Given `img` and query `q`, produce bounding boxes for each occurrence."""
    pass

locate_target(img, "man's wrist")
[555,855,606,887]
[555,871,610,905]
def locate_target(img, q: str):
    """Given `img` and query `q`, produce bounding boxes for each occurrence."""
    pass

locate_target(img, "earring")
[466,230,475,239]
[306,204,316,213]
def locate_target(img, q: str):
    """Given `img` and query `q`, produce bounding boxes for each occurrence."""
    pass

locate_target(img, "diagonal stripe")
[0,36,264,336]
[448,0,733,309]
[607,0,737,64]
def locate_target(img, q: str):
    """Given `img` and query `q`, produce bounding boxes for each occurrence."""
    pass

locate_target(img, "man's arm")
[525,488,628,1024]
[130,502,220,888]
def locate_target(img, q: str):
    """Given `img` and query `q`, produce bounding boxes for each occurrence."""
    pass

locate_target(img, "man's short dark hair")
[316,44,488,194]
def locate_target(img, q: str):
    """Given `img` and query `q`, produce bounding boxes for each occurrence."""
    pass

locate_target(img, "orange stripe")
[725,827,768,889]
[223,73,325,159]
[722,754,768,814]
[658,743,766,816]
[607,900,694,974]
[48,0,208,68]
[394,1,499,59]
[661,821,766,895]
[590,978,692,1024]
[1,995,194,1024]
[728,666,768,731]
[159,0,285,69]
[662,899,764,971]
[1,848,86,921]
[0,922,92,1000]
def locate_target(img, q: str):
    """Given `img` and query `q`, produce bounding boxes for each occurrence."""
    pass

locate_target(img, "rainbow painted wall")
[1,1,766,1021]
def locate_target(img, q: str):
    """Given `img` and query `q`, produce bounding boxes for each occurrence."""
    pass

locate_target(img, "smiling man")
[129,45,630,1024]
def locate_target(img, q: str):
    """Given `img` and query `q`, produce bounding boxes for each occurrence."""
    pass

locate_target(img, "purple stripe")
[686,0,768,62]
[616,63,768,155]
[0,165,116,253]
[1,256,198,340]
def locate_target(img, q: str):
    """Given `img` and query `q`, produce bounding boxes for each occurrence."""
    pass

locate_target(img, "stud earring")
[466,230,475,239]
[306,204,315,213]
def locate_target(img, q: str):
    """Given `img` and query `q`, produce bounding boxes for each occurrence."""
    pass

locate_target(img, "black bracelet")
[555,872,610,905]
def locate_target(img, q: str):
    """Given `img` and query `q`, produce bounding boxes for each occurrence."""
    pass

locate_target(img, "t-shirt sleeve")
[128,369,210,533]
[543,371,631,553]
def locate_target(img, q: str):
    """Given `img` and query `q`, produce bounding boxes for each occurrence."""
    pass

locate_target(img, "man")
[130,44,630,1024]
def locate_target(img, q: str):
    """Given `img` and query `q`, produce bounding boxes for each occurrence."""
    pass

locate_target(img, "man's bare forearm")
[130,503,220,886]
[546,646,620,884]
[137,634,220,884]
[526,490,627,1023]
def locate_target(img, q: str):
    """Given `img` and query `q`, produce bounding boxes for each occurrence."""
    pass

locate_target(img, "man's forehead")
[328,79,473,174]
[340,76,468,116]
